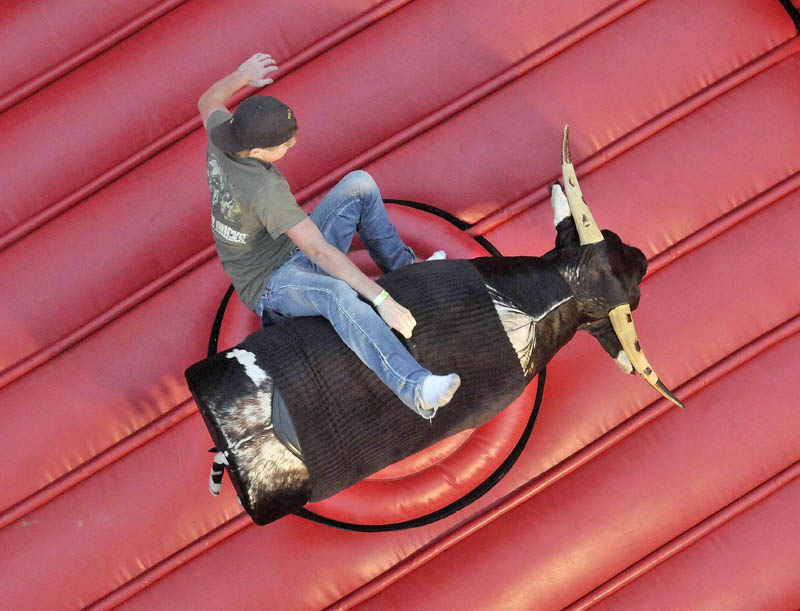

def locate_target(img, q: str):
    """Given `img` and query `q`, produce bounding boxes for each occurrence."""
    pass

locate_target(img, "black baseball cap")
[210,96,297,153]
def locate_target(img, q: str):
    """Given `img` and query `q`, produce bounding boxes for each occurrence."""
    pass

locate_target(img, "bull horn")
[561,125,604,245]
[562,126,683,408]
[608,304,685,409]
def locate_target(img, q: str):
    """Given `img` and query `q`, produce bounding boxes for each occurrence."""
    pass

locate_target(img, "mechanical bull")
[185,126,684,526]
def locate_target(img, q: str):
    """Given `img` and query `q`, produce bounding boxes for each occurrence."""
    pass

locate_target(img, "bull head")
[561,125,684,409]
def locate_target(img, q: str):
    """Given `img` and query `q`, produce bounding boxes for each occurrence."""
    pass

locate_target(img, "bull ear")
[608,304,685,408]
[561,125,604,245]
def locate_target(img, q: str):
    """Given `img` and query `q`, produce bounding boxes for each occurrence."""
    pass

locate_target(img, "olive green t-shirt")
[205,110,307,310]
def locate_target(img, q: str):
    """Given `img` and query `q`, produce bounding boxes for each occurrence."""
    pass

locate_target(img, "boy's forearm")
[311,244,383,302]
[198,70,250,119]
[311,244,416,338]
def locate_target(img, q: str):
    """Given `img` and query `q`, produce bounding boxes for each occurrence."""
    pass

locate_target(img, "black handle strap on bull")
[206,200,547,532]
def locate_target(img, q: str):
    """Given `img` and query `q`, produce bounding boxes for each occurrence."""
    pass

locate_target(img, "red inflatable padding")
[0,0,164,103]
[0,0,632,374]
[214,204,537,525]
[4,56,792,604]
[0,208,524,608]
[355,327,800,610]
[3,0,790,374]
[3,146,798,594]
[367,0,797,224]
[274,0,621,193]
[3,2,799,606]
[0,261,228,514]
[0,413,240,610]
[516,189,800,478]
[0,0,396,237]
[18,189,788,610]
[487,51,800,258]
[111,183,800,609]
[0,134,211,374]
[3,6,795,383]
[591,474,800,610]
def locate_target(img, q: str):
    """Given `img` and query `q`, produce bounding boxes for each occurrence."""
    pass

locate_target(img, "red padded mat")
[1,0,799,609]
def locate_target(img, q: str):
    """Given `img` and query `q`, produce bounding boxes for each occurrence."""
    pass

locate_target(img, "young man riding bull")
[197,52,460,419]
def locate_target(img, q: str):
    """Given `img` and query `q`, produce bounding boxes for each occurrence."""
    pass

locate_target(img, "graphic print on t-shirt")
[208,156,248,244]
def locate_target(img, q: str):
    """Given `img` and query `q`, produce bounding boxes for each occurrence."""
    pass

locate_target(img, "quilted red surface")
[1,1,798,609]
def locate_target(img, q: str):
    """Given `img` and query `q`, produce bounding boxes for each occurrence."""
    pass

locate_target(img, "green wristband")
[372,289,389,307]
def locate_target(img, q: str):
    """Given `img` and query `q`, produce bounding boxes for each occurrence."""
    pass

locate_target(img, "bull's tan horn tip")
[562,125,572,163]
[656,379,685,409]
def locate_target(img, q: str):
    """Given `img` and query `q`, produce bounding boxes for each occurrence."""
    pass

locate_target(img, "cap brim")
[210,118,246,154]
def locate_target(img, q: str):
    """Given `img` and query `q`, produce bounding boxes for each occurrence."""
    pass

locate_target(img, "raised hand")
[238,52,279,87]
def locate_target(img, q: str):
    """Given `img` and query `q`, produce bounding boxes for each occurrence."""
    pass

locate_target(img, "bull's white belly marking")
[227,349,267,386]
[488,284,573,377]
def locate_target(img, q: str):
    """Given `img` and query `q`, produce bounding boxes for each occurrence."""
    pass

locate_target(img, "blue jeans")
[255,171,431,414]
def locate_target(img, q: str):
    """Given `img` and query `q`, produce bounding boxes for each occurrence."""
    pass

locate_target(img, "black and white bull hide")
[185,126,683,526]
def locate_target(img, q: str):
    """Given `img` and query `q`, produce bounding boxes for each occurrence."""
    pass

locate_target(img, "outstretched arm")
[198,53,279,129]
[286,218,417,338]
